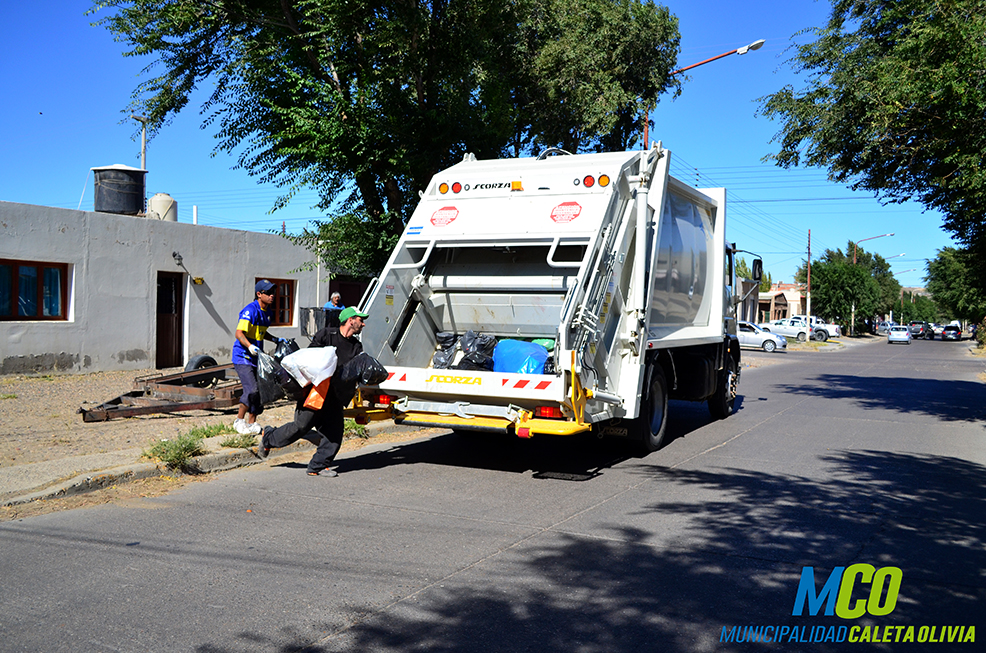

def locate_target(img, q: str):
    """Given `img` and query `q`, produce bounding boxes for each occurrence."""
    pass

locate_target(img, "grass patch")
[143,432,206,471]
[143,423,238,470]
[221,433,259,449]
[0,393,16,400]
[344,419,369,439]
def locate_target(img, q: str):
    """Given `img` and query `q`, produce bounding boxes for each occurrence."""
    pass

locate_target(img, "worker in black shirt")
[258,306,368,477]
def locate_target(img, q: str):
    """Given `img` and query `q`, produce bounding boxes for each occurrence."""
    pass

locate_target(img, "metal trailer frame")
[78,364,243,422]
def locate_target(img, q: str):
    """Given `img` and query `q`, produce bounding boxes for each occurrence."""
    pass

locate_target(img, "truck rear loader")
[349,145,755,452]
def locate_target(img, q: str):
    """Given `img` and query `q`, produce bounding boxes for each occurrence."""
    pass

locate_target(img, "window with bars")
[258,278,295,326]
[0,259,69,321]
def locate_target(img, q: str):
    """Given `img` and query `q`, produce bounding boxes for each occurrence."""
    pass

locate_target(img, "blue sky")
[0,1,954,286]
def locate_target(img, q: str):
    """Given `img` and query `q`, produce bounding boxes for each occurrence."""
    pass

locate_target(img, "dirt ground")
[0,368,432,521]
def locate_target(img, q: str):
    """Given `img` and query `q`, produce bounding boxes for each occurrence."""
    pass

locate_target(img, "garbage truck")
[347,144,759,452]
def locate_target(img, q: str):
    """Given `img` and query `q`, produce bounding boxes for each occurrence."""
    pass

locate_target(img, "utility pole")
[131,115,148,170]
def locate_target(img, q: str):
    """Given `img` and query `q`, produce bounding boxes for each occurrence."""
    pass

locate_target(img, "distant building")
[1,201,319,375]
[758,282,806,323]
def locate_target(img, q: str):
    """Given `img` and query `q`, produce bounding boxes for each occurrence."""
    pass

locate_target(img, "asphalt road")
[1,339,983,652]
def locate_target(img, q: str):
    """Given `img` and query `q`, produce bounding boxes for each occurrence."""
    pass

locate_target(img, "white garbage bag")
[280,347,338,388]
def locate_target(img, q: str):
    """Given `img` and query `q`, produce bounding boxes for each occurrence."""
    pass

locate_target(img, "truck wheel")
[796,332,807,342]
[813,330,828,342]
[630,366,669,454]
[762,340,776,353]
[708,355,739,420]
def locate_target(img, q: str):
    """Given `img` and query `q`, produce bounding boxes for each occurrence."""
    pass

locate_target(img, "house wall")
[1,201,318,375]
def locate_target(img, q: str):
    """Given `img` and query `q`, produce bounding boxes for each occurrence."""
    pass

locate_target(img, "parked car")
[932,323,945,337]
[908,321,934,340]
[761,318,810,342]
[876,321,893,336]
[941,325,962,341]
[888,325,912,345]
[738,321,787,353]
[791,315,841,340]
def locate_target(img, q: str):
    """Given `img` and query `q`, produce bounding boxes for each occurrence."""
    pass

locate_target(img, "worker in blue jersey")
[232,279,284,435]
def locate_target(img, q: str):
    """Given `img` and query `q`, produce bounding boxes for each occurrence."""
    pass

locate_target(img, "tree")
[759,0,986,291]
[93,0,681,275]
[926,247,986,323]
[796,241,902,321]
[806,259,880,334]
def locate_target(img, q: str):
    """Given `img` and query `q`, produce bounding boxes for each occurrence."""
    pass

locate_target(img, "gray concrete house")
[1,200,319,375]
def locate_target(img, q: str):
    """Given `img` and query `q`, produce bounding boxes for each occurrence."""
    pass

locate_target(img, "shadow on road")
[327,398,729,480]
[776,373,986,425]
[205,450,985,653]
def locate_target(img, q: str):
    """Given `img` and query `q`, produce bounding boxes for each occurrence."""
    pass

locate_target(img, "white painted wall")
[1,201,319,374]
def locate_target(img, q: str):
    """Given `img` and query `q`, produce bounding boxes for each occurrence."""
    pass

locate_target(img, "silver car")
[887,325,912,345]
[739,321,788,353]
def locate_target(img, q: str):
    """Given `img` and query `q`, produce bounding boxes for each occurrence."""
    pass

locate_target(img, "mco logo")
[424,375,482,385]
[793,564,902,618]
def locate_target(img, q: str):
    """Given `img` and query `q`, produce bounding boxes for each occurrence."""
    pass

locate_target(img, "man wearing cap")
[258,305,369,476]
[232,279,284,435]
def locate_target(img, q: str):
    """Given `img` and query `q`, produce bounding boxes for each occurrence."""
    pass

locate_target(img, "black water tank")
[92,164,146,215]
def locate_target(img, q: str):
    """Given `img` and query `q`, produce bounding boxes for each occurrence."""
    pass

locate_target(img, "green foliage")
[926,247,986,323]
[344,418,369,440]
[92,0,681,278]
[797,241,903,319]
[0,394,16,400]
[806,258,880,333]
[759,0,986,292]
[143,432,206,471]
[977,318,986,348]
[221,433,259,449]
[894,292,938,325]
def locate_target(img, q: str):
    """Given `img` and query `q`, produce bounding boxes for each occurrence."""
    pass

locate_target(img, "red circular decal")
[430,206,459,226]
[551,201,582,223]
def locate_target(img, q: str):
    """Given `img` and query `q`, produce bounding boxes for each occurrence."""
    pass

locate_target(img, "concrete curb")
[1,420,398,508]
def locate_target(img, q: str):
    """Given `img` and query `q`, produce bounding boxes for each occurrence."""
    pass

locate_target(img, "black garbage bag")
[454,351,494,371]
[273,338,300,362]
[432,331,460,369]
[460,330,496,357]
[334,353,389,405]
[543,355,556,375]
[256,351,286,405]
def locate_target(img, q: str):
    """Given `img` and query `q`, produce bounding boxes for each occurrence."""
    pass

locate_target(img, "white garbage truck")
[348,145,758,452]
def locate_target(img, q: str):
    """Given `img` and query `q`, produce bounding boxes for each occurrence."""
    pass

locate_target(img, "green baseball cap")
[338,306,368,322]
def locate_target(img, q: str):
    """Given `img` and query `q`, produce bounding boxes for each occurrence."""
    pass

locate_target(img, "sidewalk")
[0,420,411,508]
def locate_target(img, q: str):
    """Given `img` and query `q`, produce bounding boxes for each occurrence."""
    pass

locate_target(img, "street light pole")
[131,115,148,171]
[642,39,766,149]
[850,232,894,335]
[669,39,766,75]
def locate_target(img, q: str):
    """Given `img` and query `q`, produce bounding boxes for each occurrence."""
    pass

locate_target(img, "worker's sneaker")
[247,422,262,435]
[234,418,252,435]
[307,469,338,477]
[257,427,272,459]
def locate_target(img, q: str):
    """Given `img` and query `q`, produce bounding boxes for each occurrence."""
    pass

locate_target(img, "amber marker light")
[598,174,611,187]
[511,181,524,191]
[439,182,449,194]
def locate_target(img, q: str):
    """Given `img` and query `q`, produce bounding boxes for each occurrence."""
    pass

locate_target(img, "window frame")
[258,277,295,327]
[0,258,70,321]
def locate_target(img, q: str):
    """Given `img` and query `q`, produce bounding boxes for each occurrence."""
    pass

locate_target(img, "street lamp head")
[737,39,766,55]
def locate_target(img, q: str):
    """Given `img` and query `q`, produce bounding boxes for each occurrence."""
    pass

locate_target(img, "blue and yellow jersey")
[232,300,272,365]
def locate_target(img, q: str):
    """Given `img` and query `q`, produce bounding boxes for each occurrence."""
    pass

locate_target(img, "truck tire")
[796,331,807,342]
[708,355,738,420]
[813,329,828,342]
[629,365,669,454]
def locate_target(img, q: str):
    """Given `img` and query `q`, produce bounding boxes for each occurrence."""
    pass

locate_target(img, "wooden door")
[156,272,183,368]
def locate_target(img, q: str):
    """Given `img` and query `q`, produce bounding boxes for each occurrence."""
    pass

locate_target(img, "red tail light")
[535,406,564,419]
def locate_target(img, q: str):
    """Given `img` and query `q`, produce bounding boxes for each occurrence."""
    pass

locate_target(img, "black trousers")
[264,399,343,473]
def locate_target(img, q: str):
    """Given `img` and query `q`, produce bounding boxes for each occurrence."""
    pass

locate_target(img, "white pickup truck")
[791,315,841,342]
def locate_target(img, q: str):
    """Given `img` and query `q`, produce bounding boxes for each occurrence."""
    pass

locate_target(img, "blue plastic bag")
[492,340,550,374]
